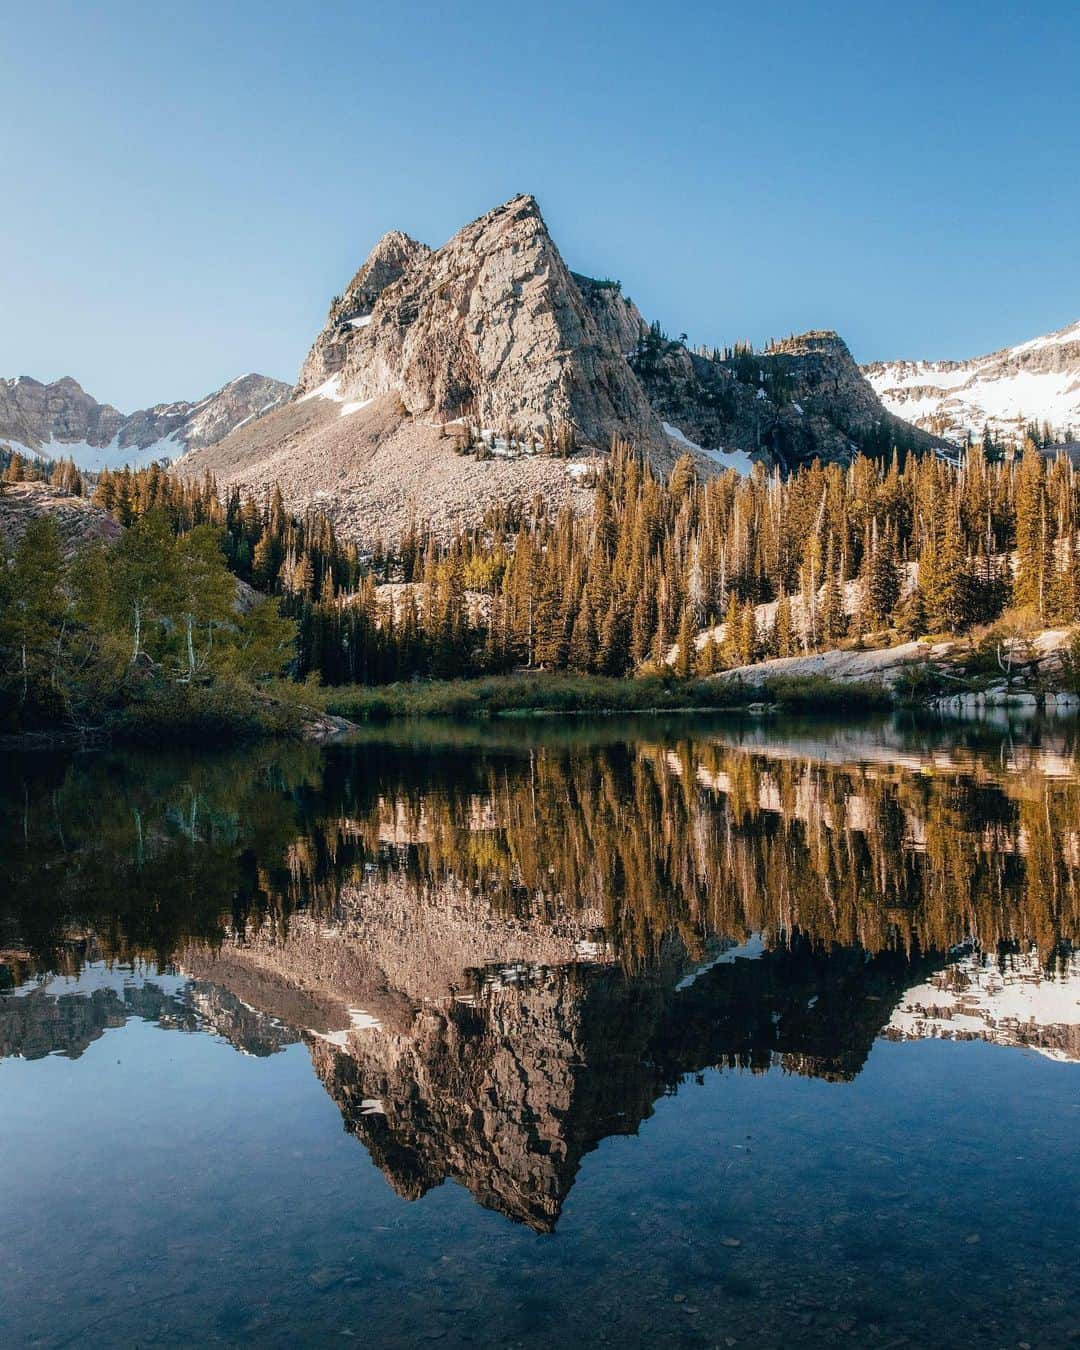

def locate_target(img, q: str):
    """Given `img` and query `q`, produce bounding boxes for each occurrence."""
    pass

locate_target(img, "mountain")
[180,194,933,542]
[0,372,291,471]
[886,946,1080,1062]
[175,890,928,1231]
[863,318,1080,446]
[295,202,662,451]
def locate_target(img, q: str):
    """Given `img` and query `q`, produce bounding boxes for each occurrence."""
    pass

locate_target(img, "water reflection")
[3,716,1078,1236]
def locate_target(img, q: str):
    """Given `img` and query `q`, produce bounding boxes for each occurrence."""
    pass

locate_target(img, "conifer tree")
[674,604,695,678]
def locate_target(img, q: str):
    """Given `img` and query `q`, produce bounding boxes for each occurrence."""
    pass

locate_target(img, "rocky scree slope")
[863,318,1080,446]
[0,372,290,471]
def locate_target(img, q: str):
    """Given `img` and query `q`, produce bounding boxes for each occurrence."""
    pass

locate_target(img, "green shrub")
[754,675,892,712]
[112,675,306,745]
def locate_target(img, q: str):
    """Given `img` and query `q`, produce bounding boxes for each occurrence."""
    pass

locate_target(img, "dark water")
[2,715,1079,1349]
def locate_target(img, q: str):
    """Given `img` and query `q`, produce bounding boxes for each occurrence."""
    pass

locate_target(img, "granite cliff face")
[0,372,290,471]
[295,195,665,455]
[864,318,1080,445]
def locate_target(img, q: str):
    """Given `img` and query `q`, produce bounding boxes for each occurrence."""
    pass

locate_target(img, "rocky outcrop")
[864,318,1080,445]
[0,481,121,557]
[296,194,667,456]
[297,230,431,392]
[570,274,648,355]
[707,627,1077,704]
[632,329,942,470]
[0,372,290,471]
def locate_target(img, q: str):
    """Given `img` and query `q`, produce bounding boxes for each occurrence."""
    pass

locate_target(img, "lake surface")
[2,714,1079,1349]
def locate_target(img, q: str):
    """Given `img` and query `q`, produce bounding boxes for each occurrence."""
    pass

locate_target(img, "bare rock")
[297,194,666,458]
[0,481,121,557]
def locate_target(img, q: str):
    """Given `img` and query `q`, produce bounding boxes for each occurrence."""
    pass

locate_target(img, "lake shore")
[7,648,1077,749]
[320,672,894,721]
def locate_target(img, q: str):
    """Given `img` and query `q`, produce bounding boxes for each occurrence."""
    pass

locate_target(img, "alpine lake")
[2,711,1078,1349]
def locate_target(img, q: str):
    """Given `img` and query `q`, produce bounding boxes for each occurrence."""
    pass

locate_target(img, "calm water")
[2,715,1079,1349]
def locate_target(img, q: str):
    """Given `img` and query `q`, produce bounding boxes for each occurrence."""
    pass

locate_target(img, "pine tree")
[597,599,627,675]
[820,535,847,644]
[867,522,901,625]
[696,632,720,675]
[568,592,598,672]
[720,593,741,667]
[1014,442,1048,616]
[674,604,695,678]
[0,517,67,711]
[774,593,794,657]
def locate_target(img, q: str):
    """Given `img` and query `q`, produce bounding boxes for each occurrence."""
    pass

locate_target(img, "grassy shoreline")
[319,672,894,721]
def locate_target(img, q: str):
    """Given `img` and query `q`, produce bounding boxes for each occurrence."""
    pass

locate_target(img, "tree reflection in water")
[2,714,1078,1230]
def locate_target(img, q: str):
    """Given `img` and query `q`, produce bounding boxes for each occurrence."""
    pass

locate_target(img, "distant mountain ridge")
[0,372,291,471]
[863,318,1080,446]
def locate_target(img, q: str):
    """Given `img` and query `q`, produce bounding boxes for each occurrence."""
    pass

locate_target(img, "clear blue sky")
[3,0,1078,411]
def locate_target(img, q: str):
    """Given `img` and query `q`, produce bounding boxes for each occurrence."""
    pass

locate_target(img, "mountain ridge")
[863,317,1080,446]
[0,371,291,471]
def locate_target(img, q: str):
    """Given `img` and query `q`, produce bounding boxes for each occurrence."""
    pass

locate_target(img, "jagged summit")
[345,228,428,298]
[296,192,665,454]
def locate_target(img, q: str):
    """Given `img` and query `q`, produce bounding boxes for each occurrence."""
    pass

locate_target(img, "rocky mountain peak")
[296,193,666,455]
[770,330,847,356]
[180,194,940,544]
[341,230,430,314]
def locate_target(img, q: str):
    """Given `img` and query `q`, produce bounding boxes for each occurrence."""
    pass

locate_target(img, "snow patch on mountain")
[864,318,1080,446]
[0,432,186,472]
[662,420,754,477]
[886,947,1080,1062]
[297,375,374,418]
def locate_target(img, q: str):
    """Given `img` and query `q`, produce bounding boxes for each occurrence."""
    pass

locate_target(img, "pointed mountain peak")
[296,192,664,453]
[342,230,430,314]
[453,192,548,247]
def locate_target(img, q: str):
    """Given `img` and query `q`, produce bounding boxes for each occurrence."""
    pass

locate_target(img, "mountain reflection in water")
[3,716,1078,1238]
